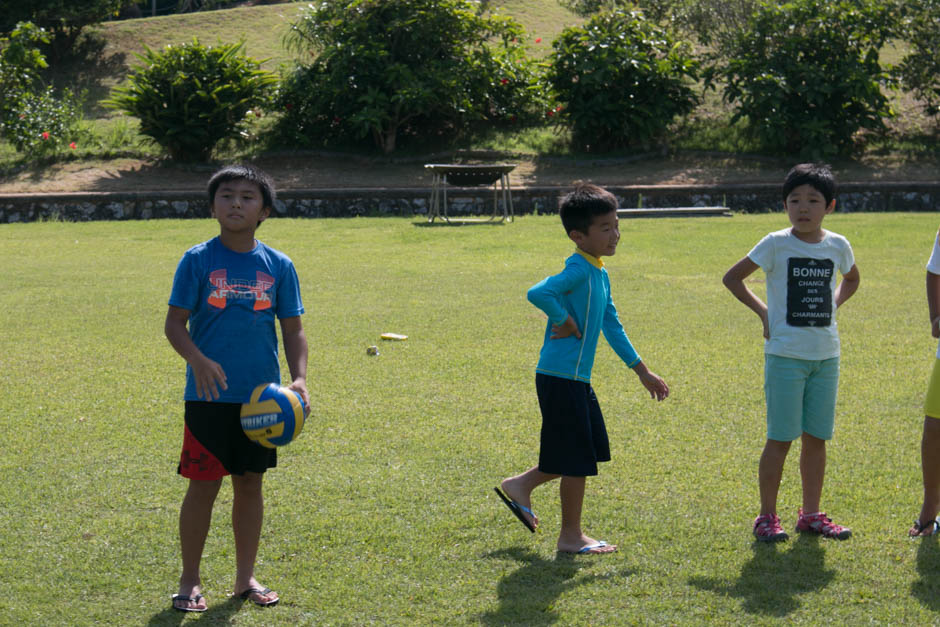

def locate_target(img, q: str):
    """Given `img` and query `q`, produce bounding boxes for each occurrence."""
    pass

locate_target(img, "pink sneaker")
[753,513,789,542]
[795,509,851,540]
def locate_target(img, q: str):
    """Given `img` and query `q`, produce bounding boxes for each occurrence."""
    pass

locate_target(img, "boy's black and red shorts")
[179,401,277,480]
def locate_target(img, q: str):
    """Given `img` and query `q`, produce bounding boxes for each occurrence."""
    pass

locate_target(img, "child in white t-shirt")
[723,163,860,542]
[910,230,940,536]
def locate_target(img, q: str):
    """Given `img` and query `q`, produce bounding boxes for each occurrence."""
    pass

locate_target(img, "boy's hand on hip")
[550,316,581,340]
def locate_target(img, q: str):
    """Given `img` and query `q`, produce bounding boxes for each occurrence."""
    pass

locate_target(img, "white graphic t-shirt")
[748,228,855,360]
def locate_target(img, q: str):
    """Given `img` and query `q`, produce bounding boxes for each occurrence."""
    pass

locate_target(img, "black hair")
[782,163,836,206]
[559,183,619,235]
[207,164,277,210]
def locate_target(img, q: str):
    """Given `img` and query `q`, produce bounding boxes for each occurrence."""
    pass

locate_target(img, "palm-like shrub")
[107,39,276,161]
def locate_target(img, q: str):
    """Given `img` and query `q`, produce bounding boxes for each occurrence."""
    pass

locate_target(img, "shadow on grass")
[479,547,634,625]
[146,594,243,626]
[912,535,940,611]
[688,534,835,618]
[413,220,510,228]
[46,32,129,118]
[77,160,214,193]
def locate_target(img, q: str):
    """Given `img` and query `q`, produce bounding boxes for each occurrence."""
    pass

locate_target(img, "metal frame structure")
[425,164,516,224]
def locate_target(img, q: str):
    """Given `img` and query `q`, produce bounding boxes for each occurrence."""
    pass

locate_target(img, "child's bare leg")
[917,417,940,531]
[557,476,616,554]
[759,439,791,516]
[231,472,277,604]
[501,466,558,529]
[799,433,826,513]
[177,478,222,610]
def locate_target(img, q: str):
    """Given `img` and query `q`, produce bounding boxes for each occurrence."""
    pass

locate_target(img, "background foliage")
[0,22,81,159]
[106,39,276,161]
[0,0,136,62]
[277,0,547,154]
[3,0,940,163]
[547,7,698,151]
[637,0,761,53]
[711,0,897,159]
[895,0,940,117]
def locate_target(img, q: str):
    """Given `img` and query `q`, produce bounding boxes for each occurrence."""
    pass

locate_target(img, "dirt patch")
[1,151,938,194]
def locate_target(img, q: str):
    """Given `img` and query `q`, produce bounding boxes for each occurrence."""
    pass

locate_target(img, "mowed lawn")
[1,212,939,625]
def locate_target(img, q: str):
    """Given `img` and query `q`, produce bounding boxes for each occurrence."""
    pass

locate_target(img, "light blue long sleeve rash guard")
[527,249,641,383]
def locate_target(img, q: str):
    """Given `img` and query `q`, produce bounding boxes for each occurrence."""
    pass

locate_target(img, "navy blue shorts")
[179,401,277,480]
[536,373,610,477]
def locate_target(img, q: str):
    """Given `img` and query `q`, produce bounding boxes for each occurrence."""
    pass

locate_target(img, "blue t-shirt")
[528,249,640,383]
[168,236,304,403]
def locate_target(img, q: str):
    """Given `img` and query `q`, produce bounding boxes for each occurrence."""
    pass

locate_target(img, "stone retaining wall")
[1,182,938,223]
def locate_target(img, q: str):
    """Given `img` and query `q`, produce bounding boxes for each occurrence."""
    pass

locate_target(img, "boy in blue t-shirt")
[164,164,309,612]
[723,163,860,542]
[495,183,669,555]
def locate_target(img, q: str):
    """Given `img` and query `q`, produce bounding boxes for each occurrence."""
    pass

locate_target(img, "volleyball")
[240,383,305,448]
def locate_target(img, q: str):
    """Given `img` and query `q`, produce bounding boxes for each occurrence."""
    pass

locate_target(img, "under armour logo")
[207,269,274,311]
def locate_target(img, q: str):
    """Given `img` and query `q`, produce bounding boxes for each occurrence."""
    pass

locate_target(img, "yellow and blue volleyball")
[240,383,305,448]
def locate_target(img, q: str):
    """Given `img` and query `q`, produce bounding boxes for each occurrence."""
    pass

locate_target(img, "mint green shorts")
[764,354,840,442]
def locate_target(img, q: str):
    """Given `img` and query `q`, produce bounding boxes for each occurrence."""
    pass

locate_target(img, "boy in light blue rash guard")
[528,251,642,382]
[495,183,669,555]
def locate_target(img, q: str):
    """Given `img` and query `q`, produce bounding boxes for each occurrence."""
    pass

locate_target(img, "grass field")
[2,212,940,624]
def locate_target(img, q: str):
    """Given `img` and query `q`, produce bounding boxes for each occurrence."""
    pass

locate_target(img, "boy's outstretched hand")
[550,315,582,340]
[632,362,669,401]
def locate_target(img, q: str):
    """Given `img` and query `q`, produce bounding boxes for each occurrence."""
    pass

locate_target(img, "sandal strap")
[172,593,204,602]
[916,518,940,533]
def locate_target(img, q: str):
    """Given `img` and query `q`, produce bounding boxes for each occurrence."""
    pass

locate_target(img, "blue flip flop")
[494,487,537,533]
[576,541,615,554]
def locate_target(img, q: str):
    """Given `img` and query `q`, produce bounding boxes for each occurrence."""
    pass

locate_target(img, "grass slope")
[62,0,579,107]
[1,213,940,624]
[98,2,306,71]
